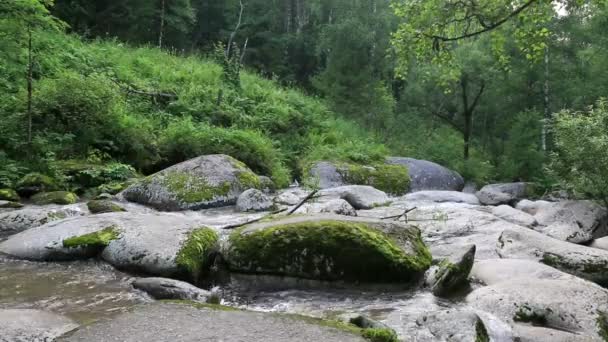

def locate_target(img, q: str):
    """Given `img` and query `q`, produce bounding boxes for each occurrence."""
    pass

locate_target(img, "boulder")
[591,236,608,251]
[0,213,219,281]
[258,176,276,194]
[87,200,126,214]
[428,244,475,296]
[122,154,262,211]
[413,309,501,342]
[0,204,86,237]
[132,277,214,301]
[403,191,480,205]
[274,188,310,206]
[0,200,23,209]
[0,309,78,341]
[320,185,390,210]
[466,278,608,341]
[15,172,58,197]
[475,182,533,206]
[308,161,345,189]
[471,259,573,285]
[319,199,357,216]
[515,199,551,215]
[534,200,608,241]
[236,189,274,212]
[531,222,594,244]
[58,302,367,342]
[0,188,19,201]
[497,227,608,286]
[224,214,432,283]
[31,191,79,205]
[386,157,464,192]
[491,205,537,227]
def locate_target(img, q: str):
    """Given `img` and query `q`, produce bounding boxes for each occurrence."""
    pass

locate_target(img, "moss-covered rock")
[31,191,78,205]
[63,225,120,249]
[225,214,431,283]
[339,163,410,196]
[16,173,58,197]
[0,189,19,202]
[361,328,399,342]
[0,200,23,209]
[122,154,262,211]
[175,227,219,281]
[87,200,126,214]
[430,245,475,297]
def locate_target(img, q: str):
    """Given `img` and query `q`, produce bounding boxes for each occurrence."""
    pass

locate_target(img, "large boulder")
[308,161,410,195]
[224,214,432,283]
[471,259,574,285]
[0,204,86,238]
[491,205,537,227]
[475,182,534,206]
[0,213,219,281]
[466,278,608,341]
[58,302,367,342]
[497,227,608,286]
[534,200,608,241]
[320,185,390,210]
[403,191,480,205]
[386,157,464,192]
[122,154,262,211]
[0,309,78,341]
[236,189,274,212]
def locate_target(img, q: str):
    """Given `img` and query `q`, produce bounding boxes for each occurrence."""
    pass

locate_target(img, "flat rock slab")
[0,309,78,341]
[59,303,366,342]
[491,205,537,227]
[0,204,86,238]
[471,259,573,285]
[403,191,480,205]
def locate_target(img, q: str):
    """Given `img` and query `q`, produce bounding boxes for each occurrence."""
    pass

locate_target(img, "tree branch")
[226,0,244,59]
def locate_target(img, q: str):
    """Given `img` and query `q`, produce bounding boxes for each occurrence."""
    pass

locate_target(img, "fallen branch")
[381,207,417,222]
[222,208,287,230]
[288,190,319,215]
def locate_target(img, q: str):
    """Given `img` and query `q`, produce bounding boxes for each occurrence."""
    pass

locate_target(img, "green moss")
[362,328,399,342]
[163,171,231,204]
[541,252,608,286]
[63,226,120,249]
[598,312,608,342]
[47,211,68,220]
[338,163,410,195]
[475,319,490,342]
[97,181,128,195]
[432,250,474,296]
[16,173,57,194]
[228,219,431,283]
[31,191,78,205]
[0,189,19,202]
[0,201,23,209]
[237,170,261,190]
[87,200,126,214]
[513,307,548,326]
[175,227,219,281]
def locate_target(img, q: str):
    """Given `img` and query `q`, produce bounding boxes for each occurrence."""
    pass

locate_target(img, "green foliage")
[549,99,608,204]
[361,328,399,342]
[175,227,219,281]
[0,189,20,202]
[340,163,411,195]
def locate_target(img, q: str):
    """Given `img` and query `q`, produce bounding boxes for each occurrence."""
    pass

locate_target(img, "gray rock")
[466,278,608,341]
[403,191,480,205]
[274,188,310,206]
[132,277,213,301]
[413,309,508,342]
[0,309,78,341]
[471,259,573,285]
[0,204,86,238]
[308,161,345,189]
[475,182,532,205]
[236,189,274,212]
[122,154,261,211]
[321,185,390,210]
[319,199,357,216]
[515,199,551,215]
[58,302,366,342]
[497,227,608,286]
[428,244,475,296]
[258,176,276,194]
[462,182,478,194]
[534,200,608,241]
[491,205,537,227]
[387,157,464,192]
[591,236,608,251]
[531,222,593,244]
[513,324,583,342]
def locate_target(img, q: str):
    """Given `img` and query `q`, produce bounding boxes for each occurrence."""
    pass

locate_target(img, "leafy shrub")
[549,99,608,205]
[58,160,138,191]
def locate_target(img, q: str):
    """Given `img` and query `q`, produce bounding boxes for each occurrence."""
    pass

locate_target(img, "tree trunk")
[27,28,33,145]
[542,45,550,152]
[460,76,470,160]
[158,0,166,49]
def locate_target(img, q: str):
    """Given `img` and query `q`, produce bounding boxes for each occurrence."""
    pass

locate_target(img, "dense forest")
[1,0,607,202]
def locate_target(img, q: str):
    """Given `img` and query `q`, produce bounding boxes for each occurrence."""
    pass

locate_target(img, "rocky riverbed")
[1,155,607,341]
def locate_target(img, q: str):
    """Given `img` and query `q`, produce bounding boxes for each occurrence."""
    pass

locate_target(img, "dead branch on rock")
[221,208,288,230]
[288,190,319,215]
[381,207,418,222]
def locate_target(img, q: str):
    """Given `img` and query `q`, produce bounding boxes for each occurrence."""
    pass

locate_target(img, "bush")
[549,99,608,205]
[158,118,291,187]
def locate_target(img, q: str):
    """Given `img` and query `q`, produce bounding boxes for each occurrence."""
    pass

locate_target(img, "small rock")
[321,185,390,210]
[132,277,214,301]
[429,244,475,296]
[274,189,309,206]
[236,189,274,212]
[87,200,126,214]
[319,199,357,216]
[0,309,78,341]
[414,309,507,342]
[404,191,480,205]
[491,205,537,227]
[475,182,532,206]
[515,199,551,215]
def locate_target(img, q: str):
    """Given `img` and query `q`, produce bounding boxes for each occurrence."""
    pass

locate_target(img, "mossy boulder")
[225,214,432,283]
[429,244,476,297]
[16,173,58,197]
[87,200,126,214]
[0,189,19,202]
[386,157,464,192]
[122,154,262,211]
[0,200,23,209]
[31,191,78,205]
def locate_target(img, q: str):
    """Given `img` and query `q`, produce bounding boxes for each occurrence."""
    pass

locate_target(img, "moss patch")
[31,191,78,205]
[0,189,19,202]
[0,201,23,209]
[338,163,410,195]
[87,200,126,214]
[475,319,490,342]
[175,227,219,281]
[163,171,231,204]
[228,219,431,283]
[598,312,608,342]
[541,252,608,286]
[16,173,57,195]
[63,226,120,249]
[237,170,261,190]
[513,307,548,326]
[362,328,399,342]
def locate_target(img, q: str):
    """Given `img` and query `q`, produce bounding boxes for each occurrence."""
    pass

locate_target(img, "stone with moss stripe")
[175,227,219,281]
[63,226,120,249]
[31,191,78,205]
[225,214,431,283]
[122,154,262,211]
